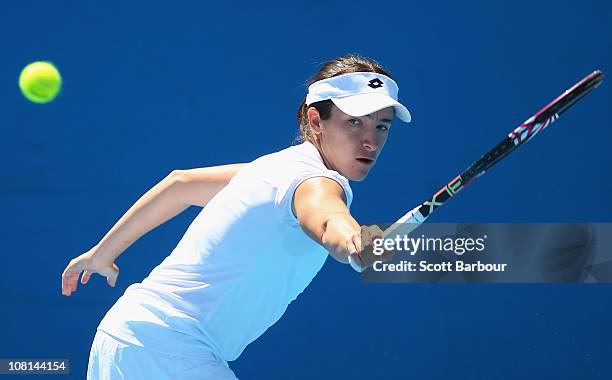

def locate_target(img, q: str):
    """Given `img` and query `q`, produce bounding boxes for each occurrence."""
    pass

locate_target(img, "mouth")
[355,157,375,166]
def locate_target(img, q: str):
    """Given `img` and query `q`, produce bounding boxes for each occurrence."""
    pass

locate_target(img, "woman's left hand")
[61,247,120,296]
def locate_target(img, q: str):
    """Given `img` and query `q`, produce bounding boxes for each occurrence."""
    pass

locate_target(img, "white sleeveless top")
[98,141,353,362]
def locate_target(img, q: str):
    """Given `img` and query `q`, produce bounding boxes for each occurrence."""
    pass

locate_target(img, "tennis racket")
[385,69,604,236]
[350,70,605,272]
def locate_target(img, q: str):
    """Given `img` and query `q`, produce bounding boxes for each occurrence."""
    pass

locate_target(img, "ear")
[306,107,323,134]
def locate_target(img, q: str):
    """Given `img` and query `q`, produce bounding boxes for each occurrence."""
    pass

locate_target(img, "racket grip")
[348,255,365,273]
[383,205,426,239]
[347,205,426,273]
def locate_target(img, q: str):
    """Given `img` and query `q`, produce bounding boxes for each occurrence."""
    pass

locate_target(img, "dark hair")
[295,54,393,143]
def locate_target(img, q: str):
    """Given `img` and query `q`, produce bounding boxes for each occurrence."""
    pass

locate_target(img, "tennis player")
[61,54,412,379]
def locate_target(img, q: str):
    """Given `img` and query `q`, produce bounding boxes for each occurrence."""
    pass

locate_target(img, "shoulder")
[294,176,347,205]
[238,142,327,179]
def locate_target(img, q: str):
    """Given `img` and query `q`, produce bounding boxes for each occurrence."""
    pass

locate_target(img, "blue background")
[2,1,611,379]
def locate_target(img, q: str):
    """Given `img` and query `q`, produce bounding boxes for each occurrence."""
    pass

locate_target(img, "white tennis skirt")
[87,330,239,380]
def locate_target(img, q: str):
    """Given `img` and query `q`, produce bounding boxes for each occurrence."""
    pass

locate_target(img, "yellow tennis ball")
[19,61,62,104]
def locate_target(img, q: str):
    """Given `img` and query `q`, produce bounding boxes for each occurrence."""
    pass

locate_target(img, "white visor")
[305,72,411,123]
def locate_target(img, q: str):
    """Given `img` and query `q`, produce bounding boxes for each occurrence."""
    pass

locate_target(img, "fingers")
[346,225,391,272]
[371,225,384,240]
[360,227,372,248]
[361,225,383,247]
[61,254,120,295]
[346,232,366,272]
[351,225,391,270]
[371,225,396,262]
[81,270,91,285]
[62,262,82,297]
[106,264,120,287]
[350,230,362,254]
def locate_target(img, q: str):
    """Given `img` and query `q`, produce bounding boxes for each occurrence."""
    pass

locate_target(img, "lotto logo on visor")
[368,78,384,88]
[305,72,412,123]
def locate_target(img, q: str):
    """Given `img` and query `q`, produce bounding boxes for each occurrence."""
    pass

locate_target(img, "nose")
[361,130,380,152]
[362,141,376,152]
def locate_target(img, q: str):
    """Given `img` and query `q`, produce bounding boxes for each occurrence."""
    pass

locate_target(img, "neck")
[309,137,333,170]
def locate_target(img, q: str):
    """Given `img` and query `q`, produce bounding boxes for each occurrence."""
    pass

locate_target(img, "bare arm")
[93,164,245,262]
[293,177,364,266]
[170,164,246,207]
[61,163,244,296]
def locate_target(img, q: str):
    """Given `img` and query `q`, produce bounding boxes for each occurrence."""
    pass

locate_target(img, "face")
[308,104,393,181]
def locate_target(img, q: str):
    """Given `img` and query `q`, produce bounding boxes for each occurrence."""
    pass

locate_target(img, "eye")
[377,124,390,131]
[348,118,362,127]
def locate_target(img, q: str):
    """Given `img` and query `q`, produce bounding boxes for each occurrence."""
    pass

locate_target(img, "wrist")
[90,243,117,264]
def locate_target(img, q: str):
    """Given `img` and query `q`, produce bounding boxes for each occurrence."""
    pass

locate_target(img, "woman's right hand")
[347,225,394,272]
[61,247,120,296]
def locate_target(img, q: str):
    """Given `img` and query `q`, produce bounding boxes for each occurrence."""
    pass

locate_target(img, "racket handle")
[382,205,426,239]
[348,255,365,273]
[348,205,427,273]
